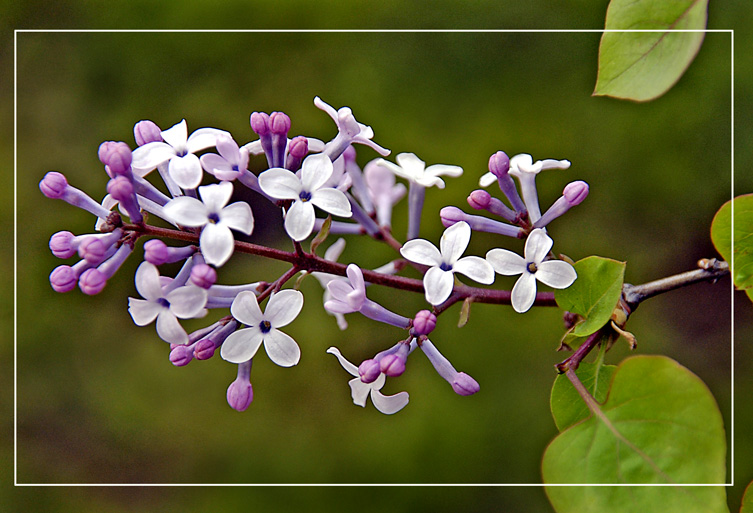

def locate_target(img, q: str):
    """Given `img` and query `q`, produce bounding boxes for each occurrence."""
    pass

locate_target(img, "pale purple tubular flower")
[314,96,390,161]
[420,339,480,396]
[364,159,406,228]
[227,360,254,411]
[78,243,133,295]
[40,172,112,219]
[467,189,517,223]
[163,181,254,267]
[311,238,350,330]
[250,111,274,168]
[327,346,410,415]
[400,221,495,306]
[127,261,209,345]
[258,153,352,241]
[508,153,571,224]
[440,206,523,238]
[534,180,589,228]
[480,151,528,216]
[341,146,373,214]
[486,228,577,313]
[143,239,197,266]
[131,119,230,190]
[285,136,309,172]
[107,176,143,224]
[220,289,304,367]
[269,111,291,169]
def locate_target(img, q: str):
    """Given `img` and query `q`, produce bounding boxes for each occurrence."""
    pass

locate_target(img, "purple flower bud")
[227,375,253,412]
[78,237,108,264]
[99,141,132,177]
[439,206,465,227]
[440,206,523,238]
[49,231,77,259]
[250,112,270,136]
[190,263,217,289]
[144,239,169,265]
[169,344,194,366]
[379,353,406,377]
[358,359,381,384]
[412,310,437,336]
[288,136,309,159]
[488,151,510,178]
[193,338,216,360]
[451,372,480,396]
[50,265,78,292]
[467,189,491,210]
[78,268,107,295]
[106,175,134,202]
[342,144,357,163]
[563,180,589,206]
[133,120,162,146]
[269,111,291,135]
[39,172,68,199]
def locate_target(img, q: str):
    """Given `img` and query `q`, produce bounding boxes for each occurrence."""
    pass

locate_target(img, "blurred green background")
[5,1,753,512]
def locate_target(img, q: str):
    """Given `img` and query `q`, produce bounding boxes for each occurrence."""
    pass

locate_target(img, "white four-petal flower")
[486,228,577,313]
[376,153,463,189]
[326,347,409,415]
[200,135,250,181]
[258,153,352,241]
[163,181,254,267]
[400,221,494,306]
[127,262,208,345]
[220,289,304,367]
[131,119,229,189]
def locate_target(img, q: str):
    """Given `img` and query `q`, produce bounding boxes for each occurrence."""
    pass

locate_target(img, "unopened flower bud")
[227,372,253,412]
[49,231,77,259]
[563,180,589,206]
[133,120,162,146]
[451,372,480,396]
[169,344,194,366]
[250,112,270,136]
[488,151,510,178]
[39,172,68,199]
[288,136,309,159]
[193,338,216,360]
[107,175,134,202]
[144,239,169,265]
[50,265,78,293]
[412,310,437,336]
[380,353,406,377]
[78,268,107,295]
[190,263,217,289]
[467,189,491,210]
[78,237,109,264]
[269,111,291,135]
[439,206,465,227]
[99,141,132,177]
[358,359,381,383]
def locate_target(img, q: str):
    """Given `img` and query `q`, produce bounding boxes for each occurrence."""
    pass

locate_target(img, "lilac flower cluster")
[41,97,588,414]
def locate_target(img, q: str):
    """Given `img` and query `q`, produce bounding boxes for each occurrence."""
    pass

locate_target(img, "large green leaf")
[555,256,625,337]
[711,194,753,297]
[742,481,753,513]
[550,361,617,432]
[543,356,727,512]
[594,0,709,102]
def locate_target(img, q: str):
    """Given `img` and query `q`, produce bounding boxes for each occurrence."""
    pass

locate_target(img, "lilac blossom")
[314,96,390,161]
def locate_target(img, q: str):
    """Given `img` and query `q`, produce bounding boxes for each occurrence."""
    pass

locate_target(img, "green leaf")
[555,256,626,337]
[594,0,709,102]
[310,215,332,255]
[550,361,617,432]
[543,356,727,512]
[741,480,753,513]
[711,194,753,296]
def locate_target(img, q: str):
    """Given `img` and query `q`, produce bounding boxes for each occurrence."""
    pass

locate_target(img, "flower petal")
[326,346,358,377]
[131,142,176,172]
[264,289,304,328]
[511,272,537,313]
[258,168,301,200]
[128,297,161,326]
[220,328,264,363]
[479,171,496,188]
[399,239,442,266]
[440,221,471,264]
[370,389,409,415]
[198,181,232,213]
[166,285,208,318]
[155,310,187,344]
[200,223,235,267]
[536,260,577,289]
[230,290,264,326]
[160,120,188,149]
[423,266,455,306]
[185,127,230,153]
[163,196,209,227]
[524,228,553,265]
[134,261,164,301]
[262,329,301,367]
[395,153,425,178]
[486,248,527,275]
[453,256,495,284]
[215,135,240,162]
[310,187,352,217]
[284,200,316,241]
[169,153,204,189]
[348,377,371,407]
[220,202,254,235]
[301,153,333,192]
[200,153,235,177]
[426,163,463,178]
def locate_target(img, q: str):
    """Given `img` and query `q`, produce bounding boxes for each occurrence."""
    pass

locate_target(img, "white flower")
[200,135,249,181]
[479,153,571,190]
[127,262,208,345]
[220,290,304,367]
[131,119,229,189]
[324,264,367,314]
[258,153,352,241]
[311,238,349,330]
[163,181,254,267]
[400,221,494,306]
[326,347,409,415]
[486,228,577,313]
[314,96,390,156]
[375,153,462,189]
